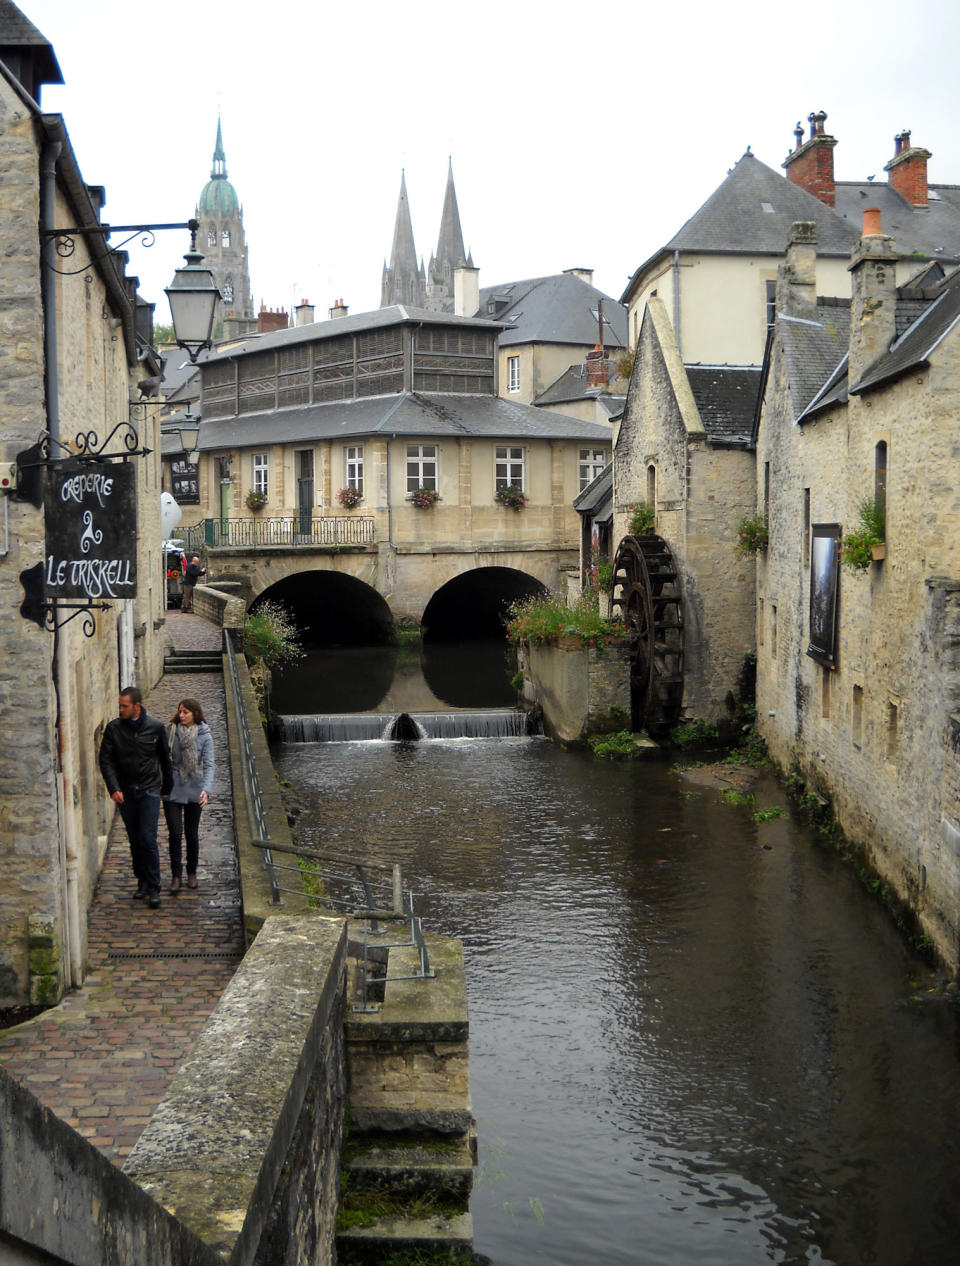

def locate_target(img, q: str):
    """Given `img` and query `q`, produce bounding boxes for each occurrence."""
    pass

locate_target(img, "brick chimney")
[328,298,349,320]
[295,300,315,327]
[585,345,608,389]
[884,130,931,207]
[258,304,288,334]
[782,111,837,207]
[775,221,818,315]
[848,209,897,384]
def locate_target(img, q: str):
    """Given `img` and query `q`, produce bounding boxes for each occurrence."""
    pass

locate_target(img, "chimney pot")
[862,207,883,236]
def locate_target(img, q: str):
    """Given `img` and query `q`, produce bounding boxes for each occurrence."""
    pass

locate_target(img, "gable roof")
[475,272,628,349]
[0,1,62,99]
[573,463,612,518]
[684,365,763,447]
[851,269,960,396]
[622,153,861,301]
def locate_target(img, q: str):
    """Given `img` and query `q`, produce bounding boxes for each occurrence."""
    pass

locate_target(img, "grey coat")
[167,721,215,804]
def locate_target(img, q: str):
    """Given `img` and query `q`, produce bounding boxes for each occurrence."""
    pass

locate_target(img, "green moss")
[588,730,644,759]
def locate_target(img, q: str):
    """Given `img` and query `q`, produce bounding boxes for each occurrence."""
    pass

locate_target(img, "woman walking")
[164,697,215,892]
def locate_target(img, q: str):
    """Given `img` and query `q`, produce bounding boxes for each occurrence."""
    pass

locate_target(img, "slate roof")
[534,361,627,415]
[196,392,613,453]
[622,153,861,300]
[851,269,960,396]
[835,182,960,263]
[573,463,612,520]
[475,273,628,349]
[212,304,503,363]
[0,1,62,92]
[684,365,763,446]
[778,297,851,420]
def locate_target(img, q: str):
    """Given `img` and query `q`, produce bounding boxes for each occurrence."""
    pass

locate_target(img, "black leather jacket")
[98,710,173,797]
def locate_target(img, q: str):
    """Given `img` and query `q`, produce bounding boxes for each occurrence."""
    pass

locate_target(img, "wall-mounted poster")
[808,523,840,666]
[171,460,200,505]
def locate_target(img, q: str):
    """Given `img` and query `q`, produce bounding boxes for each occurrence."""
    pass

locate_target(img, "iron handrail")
[184,515,375,552]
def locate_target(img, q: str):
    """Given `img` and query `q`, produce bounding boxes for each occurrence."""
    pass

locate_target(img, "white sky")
[21,0,960,324]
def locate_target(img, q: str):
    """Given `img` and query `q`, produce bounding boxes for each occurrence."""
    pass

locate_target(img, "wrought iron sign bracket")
[19,562,111,636]
[41,218,196,276]
[14,424,152,508]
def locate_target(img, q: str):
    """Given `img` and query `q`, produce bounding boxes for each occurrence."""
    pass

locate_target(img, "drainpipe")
[672,250,682,357]
[42,139,82,989]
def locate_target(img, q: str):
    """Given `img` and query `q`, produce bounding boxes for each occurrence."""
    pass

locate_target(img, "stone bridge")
[198,533,578,635]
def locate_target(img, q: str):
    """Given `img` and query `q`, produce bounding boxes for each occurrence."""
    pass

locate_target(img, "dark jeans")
[164,799,203,877]
[118,791,161,893]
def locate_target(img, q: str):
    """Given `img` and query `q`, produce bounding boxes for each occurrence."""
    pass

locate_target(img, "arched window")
[222,228,231,247]
[207,227,216,248]
[222,279,234,303]
[646,464,656,508]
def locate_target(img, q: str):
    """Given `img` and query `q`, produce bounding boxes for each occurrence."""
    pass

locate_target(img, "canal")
[272,643,960,1266]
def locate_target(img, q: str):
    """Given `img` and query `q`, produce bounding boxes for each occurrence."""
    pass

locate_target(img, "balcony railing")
[183,515,376,551]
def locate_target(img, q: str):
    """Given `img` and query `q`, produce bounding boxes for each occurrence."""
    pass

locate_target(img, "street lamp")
[165,220,221,362]
[177,413,201,465]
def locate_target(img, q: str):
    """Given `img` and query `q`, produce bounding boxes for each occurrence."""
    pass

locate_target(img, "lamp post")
[165,221,221,362]
[177,413,201,465]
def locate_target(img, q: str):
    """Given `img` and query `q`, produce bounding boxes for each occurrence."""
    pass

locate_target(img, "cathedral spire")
[382,170,425,308]
[434,157,466,278]
[211,115,227,180]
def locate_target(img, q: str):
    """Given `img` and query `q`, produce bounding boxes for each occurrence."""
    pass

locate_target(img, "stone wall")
[757,276,960,972]
[520,640,631,743]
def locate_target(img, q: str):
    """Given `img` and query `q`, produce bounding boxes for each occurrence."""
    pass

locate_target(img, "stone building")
[755,212,960,972]
[0,1,166,1003]
[195,116,254,336]
[612,297,760,726]
[186,304,612,622]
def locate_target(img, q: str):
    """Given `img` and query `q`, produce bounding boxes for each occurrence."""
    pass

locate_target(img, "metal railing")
[185,515,375,551]
[224,634,433,1008]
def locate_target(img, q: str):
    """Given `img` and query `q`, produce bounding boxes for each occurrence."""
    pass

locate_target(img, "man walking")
[98,687,173,908]
[181,554,206,613]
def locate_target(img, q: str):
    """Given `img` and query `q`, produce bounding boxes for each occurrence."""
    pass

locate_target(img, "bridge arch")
[251,569,394,645]
[422,566,547,639]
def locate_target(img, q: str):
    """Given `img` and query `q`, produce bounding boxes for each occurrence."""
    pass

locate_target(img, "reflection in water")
[271,639,517,716]
[277,736,960,1266]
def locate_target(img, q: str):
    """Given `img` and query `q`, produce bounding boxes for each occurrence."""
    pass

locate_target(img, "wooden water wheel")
[611,534,685,735]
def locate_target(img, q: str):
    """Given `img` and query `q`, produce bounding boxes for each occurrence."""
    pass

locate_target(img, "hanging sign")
[43,458,138,600]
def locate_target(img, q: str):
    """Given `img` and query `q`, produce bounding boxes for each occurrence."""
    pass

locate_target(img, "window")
[207,227,216,248]
[407,444,437,492]
[771,604,777,660]
[495,446,524,491]
[766,280,777,329]
[507,355,520,393]
[886,699,899,762]
[579,449,606,490]
[253,453,268,496]
[222,228,231,247]
[803,488,811,567]
[875,440,887,526]
[345,445,364,494]
[852,685,863,747]
[646,464,657,508]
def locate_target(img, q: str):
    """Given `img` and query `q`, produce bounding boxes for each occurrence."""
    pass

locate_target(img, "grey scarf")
[176,723,201,780]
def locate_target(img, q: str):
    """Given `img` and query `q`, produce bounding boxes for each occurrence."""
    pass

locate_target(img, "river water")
[273,646,960,1266]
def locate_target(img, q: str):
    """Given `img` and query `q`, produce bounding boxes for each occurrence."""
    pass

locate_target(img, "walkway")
[0,612,245,1164]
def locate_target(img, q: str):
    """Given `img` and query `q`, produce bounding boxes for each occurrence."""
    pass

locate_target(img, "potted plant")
[841,498,886,572]
[734,512,768,555]
[336,485,363,509]
[410,486,440,509]
[245,489,268,512]
[495,483,528,512]
[626,502,655,536]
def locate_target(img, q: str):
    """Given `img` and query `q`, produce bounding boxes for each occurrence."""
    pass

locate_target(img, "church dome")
[198,175,239,218]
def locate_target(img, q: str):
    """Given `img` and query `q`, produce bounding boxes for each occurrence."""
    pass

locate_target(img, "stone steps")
[338,934,477,1264]
[163,649,223,674]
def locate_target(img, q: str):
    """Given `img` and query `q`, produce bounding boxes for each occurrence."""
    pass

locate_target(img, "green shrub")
[589,730,643,759]
[841,498,886,572]
[673,718,719,748]
[734,512,768,555]
[244,600,304,669]
[625,502,655,535]
[506,592,626,649]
